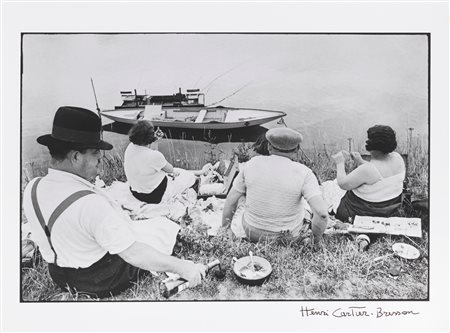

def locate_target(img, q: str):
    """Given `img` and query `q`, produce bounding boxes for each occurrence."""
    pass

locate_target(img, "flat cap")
[266,127,303,152]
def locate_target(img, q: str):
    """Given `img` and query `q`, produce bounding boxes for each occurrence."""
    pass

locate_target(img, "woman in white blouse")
[124,121,195,204]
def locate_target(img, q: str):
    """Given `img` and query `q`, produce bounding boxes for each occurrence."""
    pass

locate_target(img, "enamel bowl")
[233,255,272,286]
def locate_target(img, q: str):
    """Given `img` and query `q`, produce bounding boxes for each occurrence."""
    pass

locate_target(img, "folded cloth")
[102,179,197,222]
[161,168,196,203]
[95,179,182,256]
[320,179,347,212]
[130,216,180,255]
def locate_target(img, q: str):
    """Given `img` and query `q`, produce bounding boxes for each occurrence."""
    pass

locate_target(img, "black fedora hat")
[37,106,113,150]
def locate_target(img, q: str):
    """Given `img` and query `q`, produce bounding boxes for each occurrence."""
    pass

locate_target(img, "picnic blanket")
[21,176,346,258]
[102,179,247,238]
[100,178,345,238]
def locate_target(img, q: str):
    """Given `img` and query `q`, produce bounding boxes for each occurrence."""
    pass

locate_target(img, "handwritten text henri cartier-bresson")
[300,306,420,318]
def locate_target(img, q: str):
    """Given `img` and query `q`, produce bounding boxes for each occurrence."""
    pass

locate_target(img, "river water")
[21,34,429,164]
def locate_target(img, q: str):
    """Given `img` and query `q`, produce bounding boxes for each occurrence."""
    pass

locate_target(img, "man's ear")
[68,150,80,164]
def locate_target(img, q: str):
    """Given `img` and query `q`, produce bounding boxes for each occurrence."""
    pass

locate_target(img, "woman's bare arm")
[161,162,174,174]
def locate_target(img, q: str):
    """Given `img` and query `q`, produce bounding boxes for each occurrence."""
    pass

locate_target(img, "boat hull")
[100,107,286,130]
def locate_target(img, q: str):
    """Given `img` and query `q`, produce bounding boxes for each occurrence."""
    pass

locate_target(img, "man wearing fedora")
[23,106,206,298]
[221,127,329,246]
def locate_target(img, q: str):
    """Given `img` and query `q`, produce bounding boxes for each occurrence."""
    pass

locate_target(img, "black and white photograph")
[20,32,430,301]
[1,1,448,332]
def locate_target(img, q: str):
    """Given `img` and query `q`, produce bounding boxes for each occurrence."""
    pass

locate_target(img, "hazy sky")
[22,33,428,148]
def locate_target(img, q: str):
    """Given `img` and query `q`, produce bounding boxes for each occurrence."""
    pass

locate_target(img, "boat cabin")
[116,88,205,109]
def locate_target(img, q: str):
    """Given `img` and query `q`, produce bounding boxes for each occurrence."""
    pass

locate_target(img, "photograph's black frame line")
[19,32,431,303]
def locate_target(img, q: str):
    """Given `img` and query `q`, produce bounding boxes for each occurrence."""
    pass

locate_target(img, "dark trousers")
[48,252,147,298]
[130,176,168,204]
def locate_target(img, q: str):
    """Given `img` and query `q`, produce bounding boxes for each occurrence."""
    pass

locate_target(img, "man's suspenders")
[30,177,95,266]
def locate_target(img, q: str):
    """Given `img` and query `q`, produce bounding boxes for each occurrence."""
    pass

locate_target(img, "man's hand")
[301,235,324,251]
[311,234,325,252]
[226,228,235,240]
[178,261,207,288]
[218,226,235,242]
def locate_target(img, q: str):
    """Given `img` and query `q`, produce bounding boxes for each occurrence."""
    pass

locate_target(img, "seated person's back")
[370,151,405,178]
[235,155,320,232]
[333,125,406,221]
[222,127,329,245]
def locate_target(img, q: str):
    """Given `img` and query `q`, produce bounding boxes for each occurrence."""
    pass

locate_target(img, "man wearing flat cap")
[23,106,206,297]
[222,127,328,246]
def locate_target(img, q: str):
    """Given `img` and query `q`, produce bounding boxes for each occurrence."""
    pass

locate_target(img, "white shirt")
[124,143,167,193]
[232,155,322,233]
[23,169,136,269]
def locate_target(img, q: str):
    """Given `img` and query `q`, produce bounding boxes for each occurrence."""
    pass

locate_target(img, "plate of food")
[233,253,272,286]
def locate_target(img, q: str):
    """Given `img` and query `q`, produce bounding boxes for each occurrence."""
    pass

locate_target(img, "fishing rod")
[90,78,105,178]
[206,82,252,107]
[202,62,245,94]
[90,78,103,136]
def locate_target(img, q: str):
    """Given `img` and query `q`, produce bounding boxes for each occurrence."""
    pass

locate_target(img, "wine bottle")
[160,259,220,298]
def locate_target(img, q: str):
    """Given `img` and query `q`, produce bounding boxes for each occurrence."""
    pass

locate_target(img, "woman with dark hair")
[124,120,195,204]
[332,125,405,222]
[251,134,270,156]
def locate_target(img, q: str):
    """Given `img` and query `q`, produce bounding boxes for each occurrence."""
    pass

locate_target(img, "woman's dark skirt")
[335,190,402,223]
[130,176,168,204]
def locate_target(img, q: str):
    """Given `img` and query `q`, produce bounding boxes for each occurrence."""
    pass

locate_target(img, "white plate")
[392,242,420,260]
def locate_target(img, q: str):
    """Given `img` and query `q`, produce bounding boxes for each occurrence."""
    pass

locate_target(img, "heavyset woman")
[332,125,405,222]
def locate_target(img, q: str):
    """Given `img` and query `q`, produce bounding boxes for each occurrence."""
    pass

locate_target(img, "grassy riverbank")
[21,138,429,301]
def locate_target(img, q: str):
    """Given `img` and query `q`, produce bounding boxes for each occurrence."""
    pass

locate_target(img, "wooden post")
[408,127,414,153]
[347,138,352,152]
[323,144,329,158]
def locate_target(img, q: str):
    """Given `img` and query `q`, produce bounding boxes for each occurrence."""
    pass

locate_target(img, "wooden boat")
[100,89,286,130]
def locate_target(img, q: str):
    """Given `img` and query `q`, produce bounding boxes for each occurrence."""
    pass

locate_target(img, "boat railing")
[186,89,205,105]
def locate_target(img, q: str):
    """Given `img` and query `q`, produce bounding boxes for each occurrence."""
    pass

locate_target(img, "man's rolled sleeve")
[82,197,136,254]
[302,170,322,201]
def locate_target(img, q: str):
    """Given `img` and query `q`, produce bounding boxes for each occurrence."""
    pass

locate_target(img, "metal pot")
[233,255,272,286]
